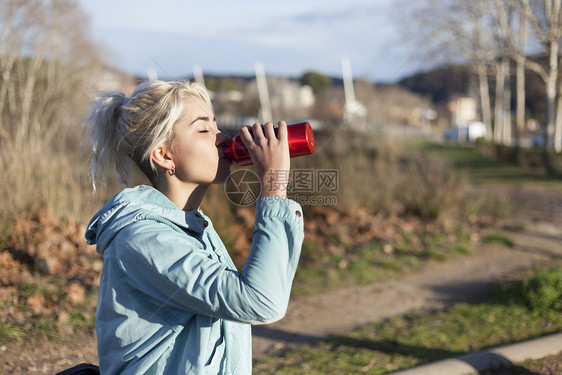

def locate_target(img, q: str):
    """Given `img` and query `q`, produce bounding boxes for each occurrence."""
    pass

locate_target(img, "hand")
[239,121,290,198]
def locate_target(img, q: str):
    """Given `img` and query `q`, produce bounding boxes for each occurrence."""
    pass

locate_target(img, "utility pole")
[193,65,205,87]
[147,68,158,82]
[254,62,272,123]
[341,56,366,129]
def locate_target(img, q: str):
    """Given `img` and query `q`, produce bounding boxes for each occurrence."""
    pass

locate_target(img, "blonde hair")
[83,80,212,190]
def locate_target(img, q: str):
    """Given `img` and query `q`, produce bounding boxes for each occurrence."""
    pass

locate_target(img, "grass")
[291,227,477,296]
[423,143,562,190]
[0,323,25,343]
[254,267,562,374]
[485,351,562,374]
[482,232,516,247]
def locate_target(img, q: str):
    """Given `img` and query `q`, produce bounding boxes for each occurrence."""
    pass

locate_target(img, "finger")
[277,121,288,141]
[263,122,276,140]
[239,126,254,147]
[252,122,264,140]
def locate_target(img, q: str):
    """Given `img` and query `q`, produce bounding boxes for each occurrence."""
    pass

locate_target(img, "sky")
[77,0,424,83]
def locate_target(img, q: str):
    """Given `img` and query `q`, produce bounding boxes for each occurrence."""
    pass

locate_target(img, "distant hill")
[397,65,472,104]
[396,57,549,122]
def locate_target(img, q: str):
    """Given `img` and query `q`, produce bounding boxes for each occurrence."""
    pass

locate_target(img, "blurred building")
[215,76,315,128]
[87,65,137,95]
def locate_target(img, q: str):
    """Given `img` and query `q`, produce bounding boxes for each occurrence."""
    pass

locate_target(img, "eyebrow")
[189,116,215,125]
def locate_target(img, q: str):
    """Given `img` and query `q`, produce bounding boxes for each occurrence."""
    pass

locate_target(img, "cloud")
[79,0,417,81]
[225,2,398,48]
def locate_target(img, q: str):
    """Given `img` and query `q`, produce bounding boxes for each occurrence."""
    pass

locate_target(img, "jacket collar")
[85,185,210,249]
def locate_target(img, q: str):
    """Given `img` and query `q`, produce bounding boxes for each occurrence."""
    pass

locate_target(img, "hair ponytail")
[83,91,133,191]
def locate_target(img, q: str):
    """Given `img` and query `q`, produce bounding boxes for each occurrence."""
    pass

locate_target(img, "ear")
[151,146,174,170]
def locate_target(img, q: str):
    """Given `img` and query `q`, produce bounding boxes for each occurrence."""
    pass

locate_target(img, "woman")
[83,80,304,374]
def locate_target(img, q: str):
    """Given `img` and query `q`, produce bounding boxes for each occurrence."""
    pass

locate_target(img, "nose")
[215,130,231,147]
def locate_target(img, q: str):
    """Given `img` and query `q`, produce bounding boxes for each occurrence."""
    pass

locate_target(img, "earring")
[168,166,175,176]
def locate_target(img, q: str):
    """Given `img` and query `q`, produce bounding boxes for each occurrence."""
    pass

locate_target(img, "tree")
[416,0,497,140]
[299,71,332,96]
[0,0,103,156]
[0,0,105,221]
[489,1,515,146]
[490,0,529,150]
[514,6,529,148]
[497,0,562,152]
[407,0,562,153]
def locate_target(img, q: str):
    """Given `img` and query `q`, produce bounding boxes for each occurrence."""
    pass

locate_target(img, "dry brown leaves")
[1,208,100,324]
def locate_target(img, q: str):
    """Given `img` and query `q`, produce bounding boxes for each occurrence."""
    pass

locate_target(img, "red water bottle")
[223,121,315,166]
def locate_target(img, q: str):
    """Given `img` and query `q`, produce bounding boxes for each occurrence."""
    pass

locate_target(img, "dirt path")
[2,186,561,374]
[253,185,562,356]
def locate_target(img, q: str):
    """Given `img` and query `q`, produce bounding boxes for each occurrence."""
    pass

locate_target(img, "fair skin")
[151,95,290,211]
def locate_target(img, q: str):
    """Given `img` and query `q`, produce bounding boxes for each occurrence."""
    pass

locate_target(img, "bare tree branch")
[0,0,104,155]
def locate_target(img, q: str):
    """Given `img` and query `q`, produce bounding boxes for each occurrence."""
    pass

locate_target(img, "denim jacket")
[85,185,304,374]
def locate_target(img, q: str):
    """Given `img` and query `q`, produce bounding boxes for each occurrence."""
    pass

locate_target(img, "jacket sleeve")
[113,197,304,324]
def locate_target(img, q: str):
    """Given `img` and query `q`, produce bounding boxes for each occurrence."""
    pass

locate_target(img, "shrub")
[397,153,468,220]
[495,268,562,312]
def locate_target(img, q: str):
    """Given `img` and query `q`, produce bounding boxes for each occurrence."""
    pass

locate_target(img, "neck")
[155,180,209,211]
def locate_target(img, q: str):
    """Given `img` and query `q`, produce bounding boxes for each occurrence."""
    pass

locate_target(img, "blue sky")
[78,0,422,82]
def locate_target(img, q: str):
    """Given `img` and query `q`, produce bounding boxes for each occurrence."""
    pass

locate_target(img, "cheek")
[175,138,219,172]
[196,144,219,165]
[176,139,207,160]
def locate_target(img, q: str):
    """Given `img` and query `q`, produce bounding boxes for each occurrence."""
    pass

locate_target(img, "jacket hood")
[85,185,209,255]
